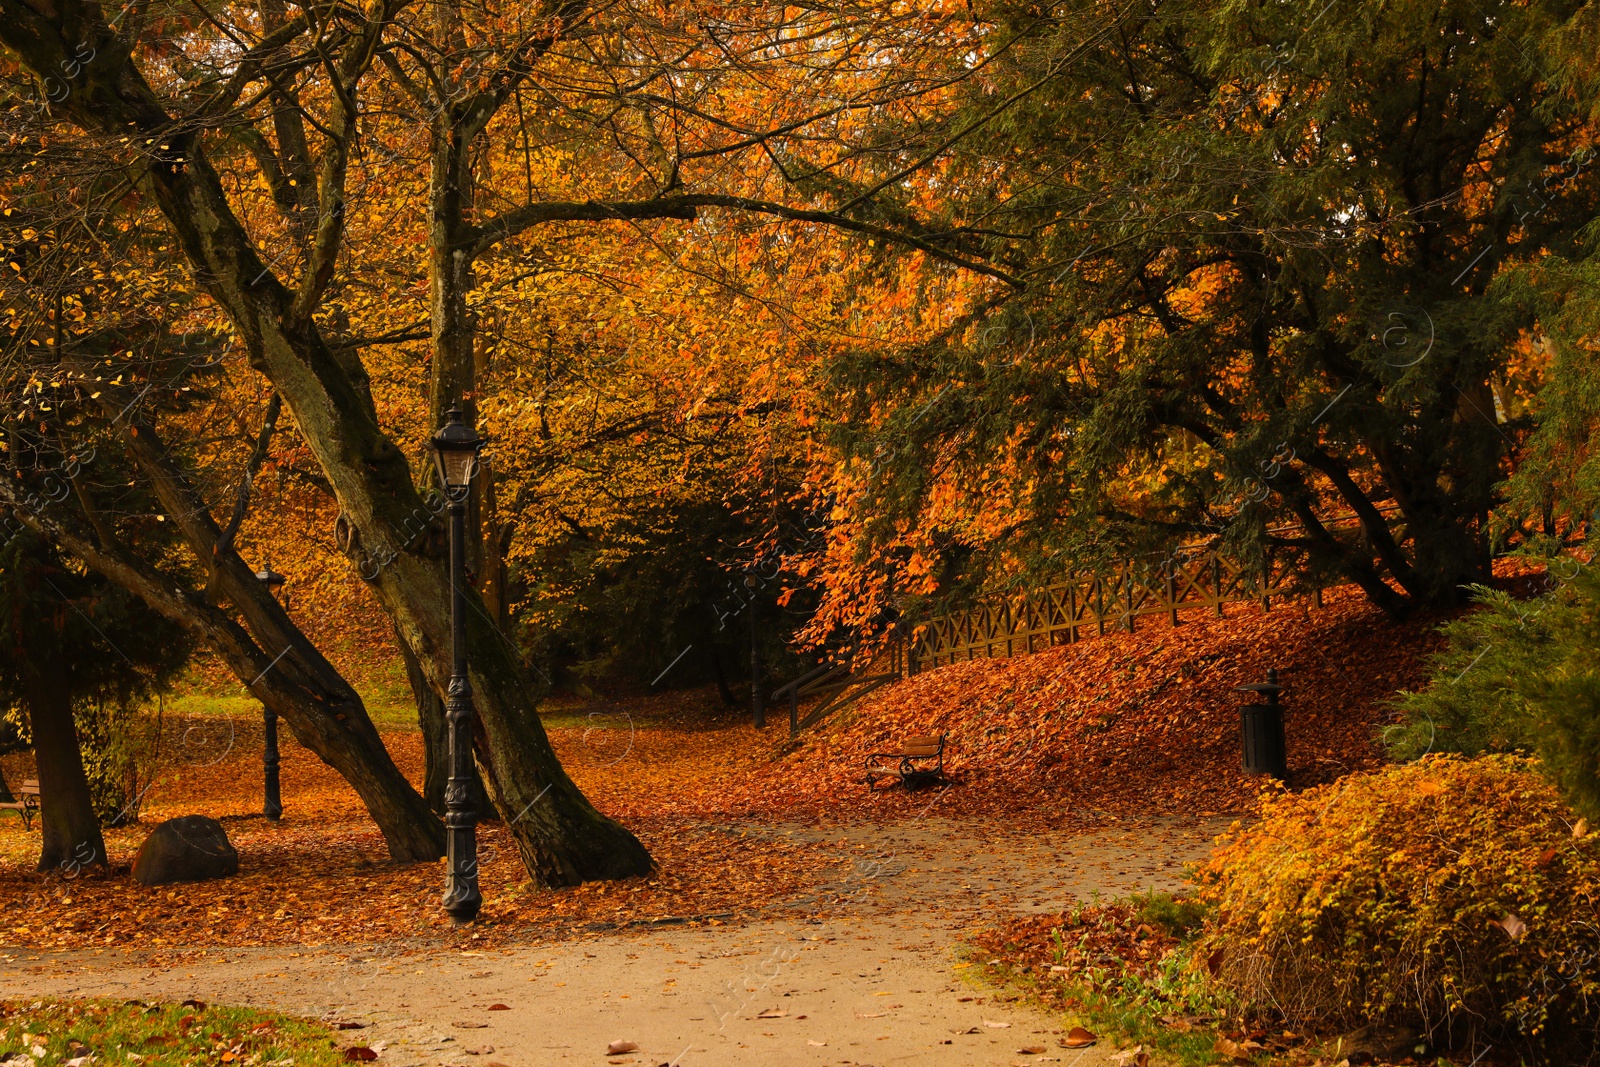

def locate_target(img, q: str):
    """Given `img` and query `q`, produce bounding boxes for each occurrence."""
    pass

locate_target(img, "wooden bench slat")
[864,733,947,790]
[2,779,42,829]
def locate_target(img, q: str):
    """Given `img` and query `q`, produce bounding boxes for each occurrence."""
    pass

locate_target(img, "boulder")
[132,815,239,886]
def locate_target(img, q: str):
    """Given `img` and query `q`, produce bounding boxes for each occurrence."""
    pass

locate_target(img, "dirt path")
[1,816,1227,1067]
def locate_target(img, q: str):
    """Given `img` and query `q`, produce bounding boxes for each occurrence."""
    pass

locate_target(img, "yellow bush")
[1194,755,1600,1061]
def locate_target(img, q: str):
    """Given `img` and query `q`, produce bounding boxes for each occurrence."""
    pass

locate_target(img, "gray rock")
[132,815,239,886]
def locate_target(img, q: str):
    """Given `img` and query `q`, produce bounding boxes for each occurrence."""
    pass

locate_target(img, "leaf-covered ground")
[0,587,1443,952]
[727,588,1445,819]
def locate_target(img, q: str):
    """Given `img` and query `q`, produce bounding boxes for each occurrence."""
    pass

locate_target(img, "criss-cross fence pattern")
[773,548,1321,736]
[907,549,1312,672]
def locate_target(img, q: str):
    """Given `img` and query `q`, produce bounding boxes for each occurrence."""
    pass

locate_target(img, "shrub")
[1388,561,1600,821]
[1193,755,1600,1063]
[74,700,163,825]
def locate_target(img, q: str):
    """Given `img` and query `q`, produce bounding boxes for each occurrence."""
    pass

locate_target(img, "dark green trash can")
[1236,669,1286,779]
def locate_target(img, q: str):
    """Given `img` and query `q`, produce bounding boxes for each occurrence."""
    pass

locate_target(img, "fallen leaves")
[342,1048,377,1062]
[0,713,851,950]
[721,588,1443,822]
[1214,1035,1264,1059]
[0,586,1447,956]
[1063,1026,1098,1048]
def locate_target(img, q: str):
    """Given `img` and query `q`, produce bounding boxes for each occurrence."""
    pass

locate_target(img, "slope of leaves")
[729,586,1443,819]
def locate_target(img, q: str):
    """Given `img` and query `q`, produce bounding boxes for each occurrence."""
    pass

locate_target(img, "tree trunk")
[22,667,106,874]
[402,633,450,814]
[399,628,494,817]
[707,631,737,706]
[115,412,446,863]
[0,764,14,804]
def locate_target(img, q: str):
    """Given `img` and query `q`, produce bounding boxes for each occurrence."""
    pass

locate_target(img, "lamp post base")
[263,708,282,821]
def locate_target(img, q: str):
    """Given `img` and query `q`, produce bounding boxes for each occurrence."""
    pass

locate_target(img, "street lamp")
[255,565,287,821]
[429,407,485,923]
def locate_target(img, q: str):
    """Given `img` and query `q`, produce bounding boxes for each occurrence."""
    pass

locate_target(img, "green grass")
[965,891,1230,1067]
[970,944,1226,1067]
[161,685,416,730]
[0,999,352,1066]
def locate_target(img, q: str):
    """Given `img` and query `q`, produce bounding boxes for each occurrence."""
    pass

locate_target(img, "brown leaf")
[343,1048,378,1062]
[1495,913,1529,941]
[755,1007,787,1019]
[605,1040,639,1055]
[1062,1026,1097,1048]
[1017,1046,1047,1055]
[486,1004,510,1011]
[336,1022,366,1030]
[180,999,206,1011]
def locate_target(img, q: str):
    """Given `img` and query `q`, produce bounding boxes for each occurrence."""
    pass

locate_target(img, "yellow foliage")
[1195,756,1599,1058]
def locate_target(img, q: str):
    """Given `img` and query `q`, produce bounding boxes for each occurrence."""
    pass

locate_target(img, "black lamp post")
[255,565,286,821]
[429,407,485,923]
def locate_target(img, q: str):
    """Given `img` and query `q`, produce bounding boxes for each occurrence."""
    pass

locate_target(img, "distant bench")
[864,735,947,791]
[0,779,40,831]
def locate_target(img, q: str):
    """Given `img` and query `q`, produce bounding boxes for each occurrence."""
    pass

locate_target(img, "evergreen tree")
[825,0,1600,615]
[1390,559,1600,820]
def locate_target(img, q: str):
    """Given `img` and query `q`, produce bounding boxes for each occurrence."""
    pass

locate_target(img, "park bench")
[0,779,40,831]
[864,734,947,790]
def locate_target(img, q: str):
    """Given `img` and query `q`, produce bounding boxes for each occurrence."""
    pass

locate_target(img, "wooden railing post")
[1212,554,1224,618]
[1124,565,1136,633]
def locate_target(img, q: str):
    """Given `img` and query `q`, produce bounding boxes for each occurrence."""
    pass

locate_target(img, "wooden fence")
[773,548,1321,736]
[906,549,1315,672]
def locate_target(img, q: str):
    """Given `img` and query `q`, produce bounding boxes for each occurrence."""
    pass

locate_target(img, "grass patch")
[0,998,352,1066]
[966,892,1232,1067]
[160,689,416,729]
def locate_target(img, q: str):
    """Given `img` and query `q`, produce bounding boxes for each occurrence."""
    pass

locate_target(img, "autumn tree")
[0,85,445,863]
[813,0,1600,621]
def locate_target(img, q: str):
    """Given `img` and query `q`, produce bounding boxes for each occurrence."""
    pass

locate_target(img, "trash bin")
[1235,669,1286,779]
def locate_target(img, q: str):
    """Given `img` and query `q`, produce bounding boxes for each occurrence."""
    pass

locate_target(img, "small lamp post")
[429,407,485,923]
[256,565,287,821]
[1235,668,1287,780]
